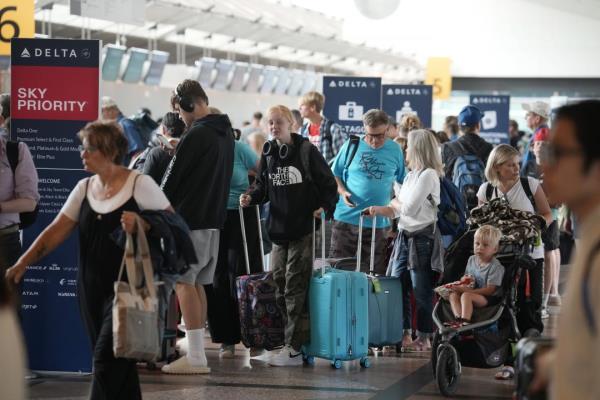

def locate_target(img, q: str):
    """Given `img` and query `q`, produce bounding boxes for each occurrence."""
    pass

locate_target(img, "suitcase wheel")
[360,357,370,369]
[331,359,342,369]
[303,355,315,366]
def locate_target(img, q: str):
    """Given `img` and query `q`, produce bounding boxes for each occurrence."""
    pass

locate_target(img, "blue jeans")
[388,233,435,339]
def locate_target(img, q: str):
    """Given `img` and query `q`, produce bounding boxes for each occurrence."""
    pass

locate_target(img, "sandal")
[494,366,515,380]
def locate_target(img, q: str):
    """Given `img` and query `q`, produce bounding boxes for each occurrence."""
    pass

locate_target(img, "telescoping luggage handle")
[312,211,328,263]
[239,205,266,275]
[313,212,376,274]
[357,212,377,274]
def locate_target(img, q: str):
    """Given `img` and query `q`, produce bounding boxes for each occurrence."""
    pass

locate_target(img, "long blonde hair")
[406,129,443,176]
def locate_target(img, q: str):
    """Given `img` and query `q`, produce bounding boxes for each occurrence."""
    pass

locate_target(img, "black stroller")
[431,229,539,397]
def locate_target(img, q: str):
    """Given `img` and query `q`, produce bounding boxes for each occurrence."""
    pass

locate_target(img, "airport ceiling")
[33,0,423,82]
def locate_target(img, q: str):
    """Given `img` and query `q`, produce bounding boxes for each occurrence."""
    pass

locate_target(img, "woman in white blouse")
[6,121,172,399]
[365,129,443,352]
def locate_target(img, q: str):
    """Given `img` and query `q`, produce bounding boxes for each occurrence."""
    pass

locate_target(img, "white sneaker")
[541,308,550,319]
[161,356,210,375]
[219,344,235,359]
[249,347,266,358]
[268,345,303,367]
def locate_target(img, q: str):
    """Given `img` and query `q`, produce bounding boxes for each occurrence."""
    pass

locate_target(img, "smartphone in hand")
[157,134,178,150]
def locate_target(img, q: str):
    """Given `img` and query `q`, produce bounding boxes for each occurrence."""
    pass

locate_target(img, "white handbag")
[112,217,160,361]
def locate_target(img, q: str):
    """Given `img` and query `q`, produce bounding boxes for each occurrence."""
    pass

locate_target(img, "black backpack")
[6,141,39,229]
[129,112,158,146]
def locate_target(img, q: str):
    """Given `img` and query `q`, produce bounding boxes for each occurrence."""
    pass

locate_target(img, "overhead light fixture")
[229,61,249,92]
[212,59,234,90]
[274,68,291,95]
[195,57,217,88]
[245,64,264,93]
[287,69,305,97]
[301,71,317,94]
[144,50,170,86]
[102,44,127,82]
[260,66,279,94]
[121,48,149,83]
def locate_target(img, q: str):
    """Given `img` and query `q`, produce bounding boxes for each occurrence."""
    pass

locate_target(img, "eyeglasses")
[78,145,99,153]
[547,143,582,166]
[365,133,386,140]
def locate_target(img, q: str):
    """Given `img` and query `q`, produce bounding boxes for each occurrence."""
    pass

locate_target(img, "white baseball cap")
[101,96,118,109]
[522,101,550,119]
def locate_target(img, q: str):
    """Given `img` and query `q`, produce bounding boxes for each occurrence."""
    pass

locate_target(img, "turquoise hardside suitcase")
[303,216,370,369]
[302,267,370,369]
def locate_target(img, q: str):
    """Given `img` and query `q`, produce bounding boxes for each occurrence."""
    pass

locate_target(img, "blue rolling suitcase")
[302,216,370,369]
[364,216,404,347]
[312,215,403,348]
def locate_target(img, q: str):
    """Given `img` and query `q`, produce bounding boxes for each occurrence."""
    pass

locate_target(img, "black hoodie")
[161,114,234,230]
[248,133,338,244]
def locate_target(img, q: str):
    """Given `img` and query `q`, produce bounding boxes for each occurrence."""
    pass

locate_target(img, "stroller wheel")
[436,344,460,397]
[431,333,441,378]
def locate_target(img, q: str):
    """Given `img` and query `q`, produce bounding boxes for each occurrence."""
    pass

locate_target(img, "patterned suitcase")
[302,215,370,369]
[235,206,285,351]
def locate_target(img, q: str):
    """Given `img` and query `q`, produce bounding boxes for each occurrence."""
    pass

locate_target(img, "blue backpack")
[430,177,468,239]
[452,154,485,210]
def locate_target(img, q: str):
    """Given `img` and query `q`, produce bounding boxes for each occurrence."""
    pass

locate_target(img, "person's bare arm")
[534,186,553,226]
[335,176,354,207]
[6,213,78,283]
[0,198,37,213]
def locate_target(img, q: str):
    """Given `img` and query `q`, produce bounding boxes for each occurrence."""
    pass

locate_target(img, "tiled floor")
[29,266,568,400]
[27,308,561,400]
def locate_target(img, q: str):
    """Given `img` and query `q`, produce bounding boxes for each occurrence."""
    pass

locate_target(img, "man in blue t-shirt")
[330,109,405,273]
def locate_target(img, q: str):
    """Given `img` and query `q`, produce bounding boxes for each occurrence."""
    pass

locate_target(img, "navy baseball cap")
[458,105,484,127]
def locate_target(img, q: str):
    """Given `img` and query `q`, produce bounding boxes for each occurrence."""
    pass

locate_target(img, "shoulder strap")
[132,172,142,197]
[322,119,334,142]
[341,135,361,183]
[344,135,361,169]
[520,177,537,212]
[582,241,600,336]
[300,122,309,137]
[485,183,494,201]
[83,177,92,200]
[6,141,18,173]
[300,140,312,182]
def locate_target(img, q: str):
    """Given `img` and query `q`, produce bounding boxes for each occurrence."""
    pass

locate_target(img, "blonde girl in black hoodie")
[240,105,337,366]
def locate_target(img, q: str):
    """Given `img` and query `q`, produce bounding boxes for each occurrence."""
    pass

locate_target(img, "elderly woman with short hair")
[6,121,172,399]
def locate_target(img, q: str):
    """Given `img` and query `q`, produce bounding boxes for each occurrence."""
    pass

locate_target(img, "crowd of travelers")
[1,80,599,399]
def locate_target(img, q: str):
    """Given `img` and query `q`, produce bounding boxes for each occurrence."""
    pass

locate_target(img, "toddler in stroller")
[442,226,505,328]
[431,226,538,397]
